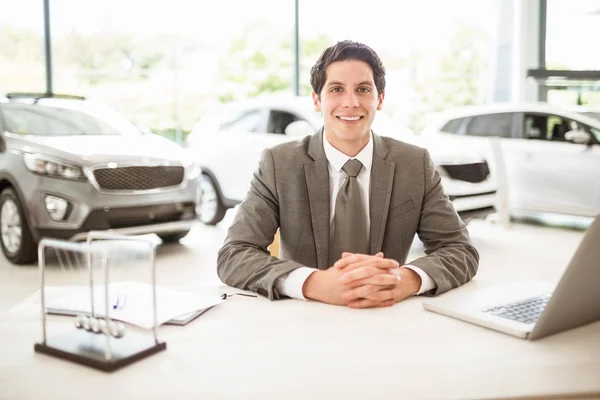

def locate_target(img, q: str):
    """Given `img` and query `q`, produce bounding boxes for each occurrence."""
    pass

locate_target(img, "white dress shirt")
[275,132,436,300]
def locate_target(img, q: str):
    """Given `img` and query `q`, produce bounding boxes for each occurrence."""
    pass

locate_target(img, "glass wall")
[545,0,600,106]
[47,0,295,143]
[1,0,499,139]
[0,0,45,92]
[299,0,496,132]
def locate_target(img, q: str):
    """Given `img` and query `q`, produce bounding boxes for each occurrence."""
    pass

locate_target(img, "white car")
[186,96,497,225]
[422,103,600,218]
[569,105,600,122]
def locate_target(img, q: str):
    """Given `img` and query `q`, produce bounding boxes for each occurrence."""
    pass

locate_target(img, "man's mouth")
[336,116,363,122]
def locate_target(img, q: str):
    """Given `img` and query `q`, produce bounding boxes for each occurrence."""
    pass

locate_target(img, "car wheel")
[199,174,227,226]
[0,188,37,264]
[158,230,190,244]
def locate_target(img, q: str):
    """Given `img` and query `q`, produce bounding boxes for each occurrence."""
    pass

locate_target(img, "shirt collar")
[323,130,374,173]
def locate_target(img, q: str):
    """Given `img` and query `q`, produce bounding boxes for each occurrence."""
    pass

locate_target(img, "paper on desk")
[45,281,224,330]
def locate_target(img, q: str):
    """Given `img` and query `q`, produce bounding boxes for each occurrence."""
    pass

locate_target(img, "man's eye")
[358,87,371,93]
[331,87,342,92]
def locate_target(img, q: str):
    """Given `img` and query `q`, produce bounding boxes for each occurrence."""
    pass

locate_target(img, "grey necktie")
[331,159,368,263]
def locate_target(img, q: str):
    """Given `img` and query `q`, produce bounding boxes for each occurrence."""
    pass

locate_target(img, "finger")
[375,299,396,308]
[348,296,394,309]
[339,266,382,284]
[343,284,395,301]
[345,273,402,289]
[348,298,381,309]
[341,252,383,259]
[364,286,407,303]
[334,253,378,269]
[340,257,400,273]
[340,266,401,285]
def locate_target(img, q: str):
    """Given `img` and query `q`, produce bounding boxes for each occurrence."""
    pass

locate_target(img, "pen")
[112,292,120,310]
[112,291,126,310]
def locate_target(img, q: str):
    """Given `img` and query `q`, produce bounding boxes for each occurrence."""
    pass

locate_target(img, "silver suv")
[0,93,202,264]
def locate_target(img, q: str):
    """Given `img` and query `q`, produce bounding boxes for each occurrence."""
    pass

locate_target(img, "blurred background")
[2,0,599,143]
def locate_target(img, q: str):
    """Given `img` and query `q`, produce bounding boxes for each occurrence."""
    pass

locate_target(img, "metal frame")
[35,233,165,371]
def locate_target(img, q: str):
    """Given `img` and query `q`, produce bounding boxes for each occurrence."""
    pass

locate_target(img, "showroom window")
[0,0,45,92]
[465,113,513,138]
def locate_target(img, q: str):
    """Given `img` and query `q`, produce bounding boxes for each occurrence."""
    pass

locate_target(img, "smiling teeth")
[339,116,360,121]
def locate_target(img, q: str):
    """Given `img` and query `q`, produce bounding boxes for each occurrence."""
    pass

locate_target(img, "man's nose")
[341,91,359,108]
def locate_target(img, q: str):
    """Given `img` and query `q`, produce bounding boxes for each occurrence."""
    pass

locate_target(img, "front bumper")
[19,170,202,242]
[36,202,199,241]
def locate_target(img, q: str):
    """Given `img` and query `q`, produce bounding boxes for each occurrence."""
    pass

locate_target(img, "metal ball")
[81,316,90,331]
[90,317,100,333]
[98,319,108,334]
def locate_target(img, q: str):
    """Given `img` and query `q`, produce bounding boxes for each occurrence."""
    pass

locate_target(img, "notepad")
[44,281,224,329]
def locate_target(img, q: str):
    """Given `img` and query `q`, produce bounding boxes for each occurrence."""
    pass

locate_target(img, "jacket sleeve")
[407,149,480,295]
[216,148,304,300]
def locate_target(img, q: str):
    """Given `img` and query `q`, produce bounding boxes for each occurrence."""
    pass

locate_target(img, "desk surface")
[1,280,599,400]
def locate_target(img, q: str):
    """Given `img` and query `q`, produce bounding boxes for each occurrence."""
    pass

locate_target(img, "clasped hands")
[302,252,422,308]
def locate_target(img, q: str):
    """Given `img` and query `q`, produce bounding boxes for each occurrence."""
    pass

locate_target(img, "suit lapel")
[369,134,395,254]
[305,130,330,269]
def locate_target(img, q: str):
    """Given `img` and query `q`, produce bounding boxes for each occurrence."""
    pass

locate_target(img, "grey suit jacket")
[217,131,479,300]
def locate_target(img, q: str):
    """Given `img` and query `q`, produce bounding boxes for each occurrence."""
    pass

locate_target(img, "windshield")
[0,101,141,136]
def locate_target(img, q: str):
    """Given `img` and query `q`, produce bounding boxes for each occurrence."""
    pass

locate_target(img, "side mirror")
[284,120,314,137]
[565,130,591,145]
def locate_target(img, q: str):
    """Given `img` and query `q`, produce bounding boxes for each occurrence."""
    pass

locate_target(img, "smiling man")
[217,40,479,308]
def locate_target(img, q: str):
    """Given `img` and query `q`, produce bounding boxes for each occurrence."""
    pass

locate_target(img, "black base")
[34,329,166,372]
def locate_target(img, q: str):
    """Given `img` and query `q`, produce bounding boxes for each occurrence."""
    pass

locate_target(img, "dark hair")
[310,40,386,97]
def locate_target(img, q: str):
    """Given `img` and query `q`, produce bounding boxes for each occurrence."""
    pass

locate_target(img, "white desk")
[1,280,599,400]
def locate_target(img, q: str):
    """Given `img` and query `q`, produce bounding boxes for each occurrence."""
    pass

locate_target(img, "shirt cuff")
[274,267,317,300]
[403,265,436,295]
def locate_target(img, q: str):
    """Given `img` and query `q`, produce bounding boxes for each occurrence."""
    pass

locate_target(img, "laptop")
[423,216,600,340]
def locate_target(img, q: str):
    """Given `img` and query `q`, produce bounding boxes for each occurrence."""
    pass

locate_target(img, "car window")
[219,109,263,133]
[524,113,582,142]
[0,103,124,136]
[440,118,465,134]
[465,113,513,138]
[267,110,301,134]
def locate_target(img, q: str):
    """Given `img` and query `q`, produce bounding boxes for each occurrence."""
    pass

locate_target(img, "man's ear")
[312,91,321,112]
[376,91,385,110]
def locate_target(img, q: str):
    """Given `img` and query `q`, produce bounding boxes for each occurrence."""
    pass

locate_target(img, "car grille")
[92,166,185,191]
[440,162,490,184]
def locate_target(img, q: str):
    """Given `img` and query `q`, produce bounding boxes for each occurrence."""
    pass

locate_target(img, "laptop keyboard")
[482,294,551,325]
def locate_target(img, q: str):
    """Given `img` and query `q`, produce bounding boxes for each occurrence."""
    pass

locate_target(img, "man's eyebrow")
[325,81,374,86]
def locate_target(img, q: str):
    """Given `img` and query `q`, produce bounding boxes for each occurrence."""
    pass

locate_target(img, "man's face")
[312,59,384,148]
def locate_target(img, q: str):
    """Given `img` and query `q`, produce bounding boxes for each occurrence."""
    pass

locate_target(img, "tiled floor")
[0,209,590,315]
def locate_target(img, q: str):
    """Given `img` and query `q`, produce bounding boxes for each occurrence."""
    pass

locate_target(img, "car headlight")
[23,153,86,181]
[186,161,202,180]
